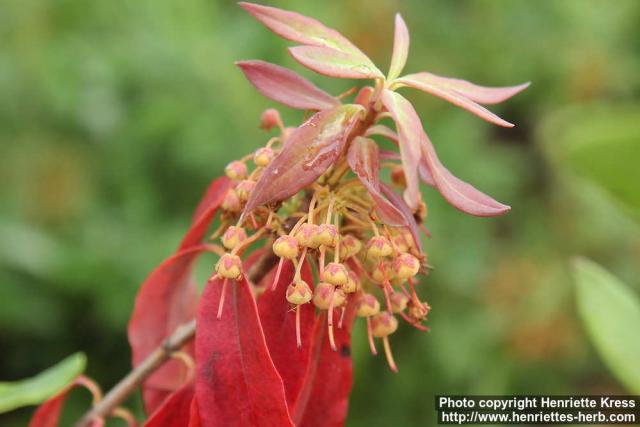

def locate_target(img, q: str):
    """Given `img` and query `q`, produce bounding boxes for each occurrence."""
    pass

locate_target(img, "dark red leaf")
[195,276,294,427]
[29,376,102,427]
[347,137,406,227]
[242,104,363,219]
[128,245,211,414]
[181,176,231,250]
[236,60,338,111]
[143,385,194,427]
[292,302,357,427]
[188,398,202,427]
[258,260,315,408]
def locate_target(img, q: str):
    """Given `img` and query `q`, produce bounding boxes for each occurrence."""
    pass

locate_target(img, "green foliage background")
[1,0,639,425]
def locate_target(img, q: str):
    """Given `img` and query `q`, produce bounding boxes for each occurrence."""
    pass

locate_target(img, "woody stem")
[75,251,278,427]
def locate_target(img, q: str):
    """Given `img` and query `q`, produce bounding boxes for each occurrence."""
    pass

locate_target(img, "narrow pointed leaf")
[293,304,356,427]
[188,398,201,427]
[236,60,338,111]
[365,124,399,144]
[347,137,406,227]
[258,260,315,408]
[406,72,530,105]
[381,90,422,210]
[181,176,231,250]
[418,156,436,187]
[242,104,363,218]
[421,132,510,216]
[0,353,86,414]
[380,183,423,251]
[573,258,640,394]
[128,245,211,413]
[396,74,515,127]
[388,14,410,81]
[195,276,294,427]
[143,385,194,427]
[239,2,364,56]
[28,376,102,427]
[290,46,384,80]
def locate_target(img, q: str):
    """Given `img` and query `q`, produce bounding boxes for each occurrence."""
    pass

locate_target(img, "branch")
[75,251,277,427]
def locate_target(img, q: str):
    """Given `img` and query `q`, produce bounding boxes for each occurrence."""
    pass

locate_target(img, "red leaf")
[396,73,515,127]
[242,104,363,218]
[293,304,357,427]
[380,183,423,251]
[388,14,410,81]
[188,398,202,427]
[347,137,406,227]
[181,176,231,250]
[258,260,315,408]
[29,376,102,427]
[128,245,211,413]
[239,2,365,57]
[421,131,510,216]
[143,385,194,427]
[195,276,294,427]
[236,60,338,111]
[403,72,529,105]
[289,46,383,80]
[381,90,422,211]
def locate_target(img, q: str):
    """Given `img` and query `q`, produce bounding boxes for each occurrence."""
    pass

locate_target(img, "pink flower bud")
[340,234,362,259]
[222,226,247,250]
[272,235,299,259]
[316,224,338,247]
[286,280,312,305]
[371,312,398,338]
[221,189,241,212]
[253,147,274,167]
[225,161,248,180]
[294,223,319,248]
[366,236,393,259]
[343,270,359,293]
[356,293,380,317]
[216,253,242,279]
[324,262,348,286]
[393,253,420,280]
[390,292,409,313]
[235,179,256,202]
[260,108,282,131]
[313,282,345,310]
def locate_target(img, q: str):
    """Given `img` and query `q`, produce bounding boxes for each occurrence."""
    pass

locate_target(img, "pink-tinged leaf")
[293,303,356,427]
[195,276,294,427]
[354,86,374,107]
[421,131,510,216]
[364,124,399,144]
[406,72,530,105]
[239,2,364,56]
[379,150,401,161]
[236,60,338,111]
[258,260,315,408]
[396,74,515,127]
[181,176,232,250]
[418,157,436,187]
[381,90,422,211]
[29,376,103,427]
[128,245,210,414]
[143,385,194,427]
[388,14,410,81]
[347,137,406,227]
[242,104,364,218]
[289,46,384,80]
[380,183,422,251]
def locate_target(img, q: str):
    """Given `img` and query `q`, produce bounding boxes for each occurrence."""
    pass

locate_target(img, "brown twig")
[75,252,277,427]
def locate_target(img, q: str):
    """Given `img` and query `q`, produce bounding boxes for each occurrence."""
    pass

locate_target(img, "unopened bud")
[235,180,255,202]
[294,223,319,248]
[340,234,362,259]
[272,236,299,259]
[393,253,420,280]
[253,147,274,167]
[225,161,247,180]
[216,253,242,279]
[356,293,380,317]
[222,226,247,250]
[371,312,398,338]
[343,270,359,293]
[390,292,409,313]
[366,236,393,259]
[408,300,431,321]
[260,108,282,131]
[286,280,312,305]
[316,224,338,247]
[391,165,406,188]
[324,262,348,286]
[313,282,345,310]
[222,189,241,212]
[371,262,395,284]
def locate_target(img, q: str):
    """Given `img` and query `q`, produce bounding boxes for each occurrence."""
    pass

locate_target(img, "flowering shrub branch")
[29,3,528,426]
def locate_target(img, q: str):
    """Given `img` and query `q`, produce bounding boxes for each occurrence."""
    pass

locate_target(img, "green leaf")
[572,258,640,393]
[0,352,86,413]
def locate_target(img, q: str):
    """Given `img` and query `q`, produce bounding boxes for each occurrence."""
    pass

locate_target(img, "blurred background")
[1,0,639,425]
